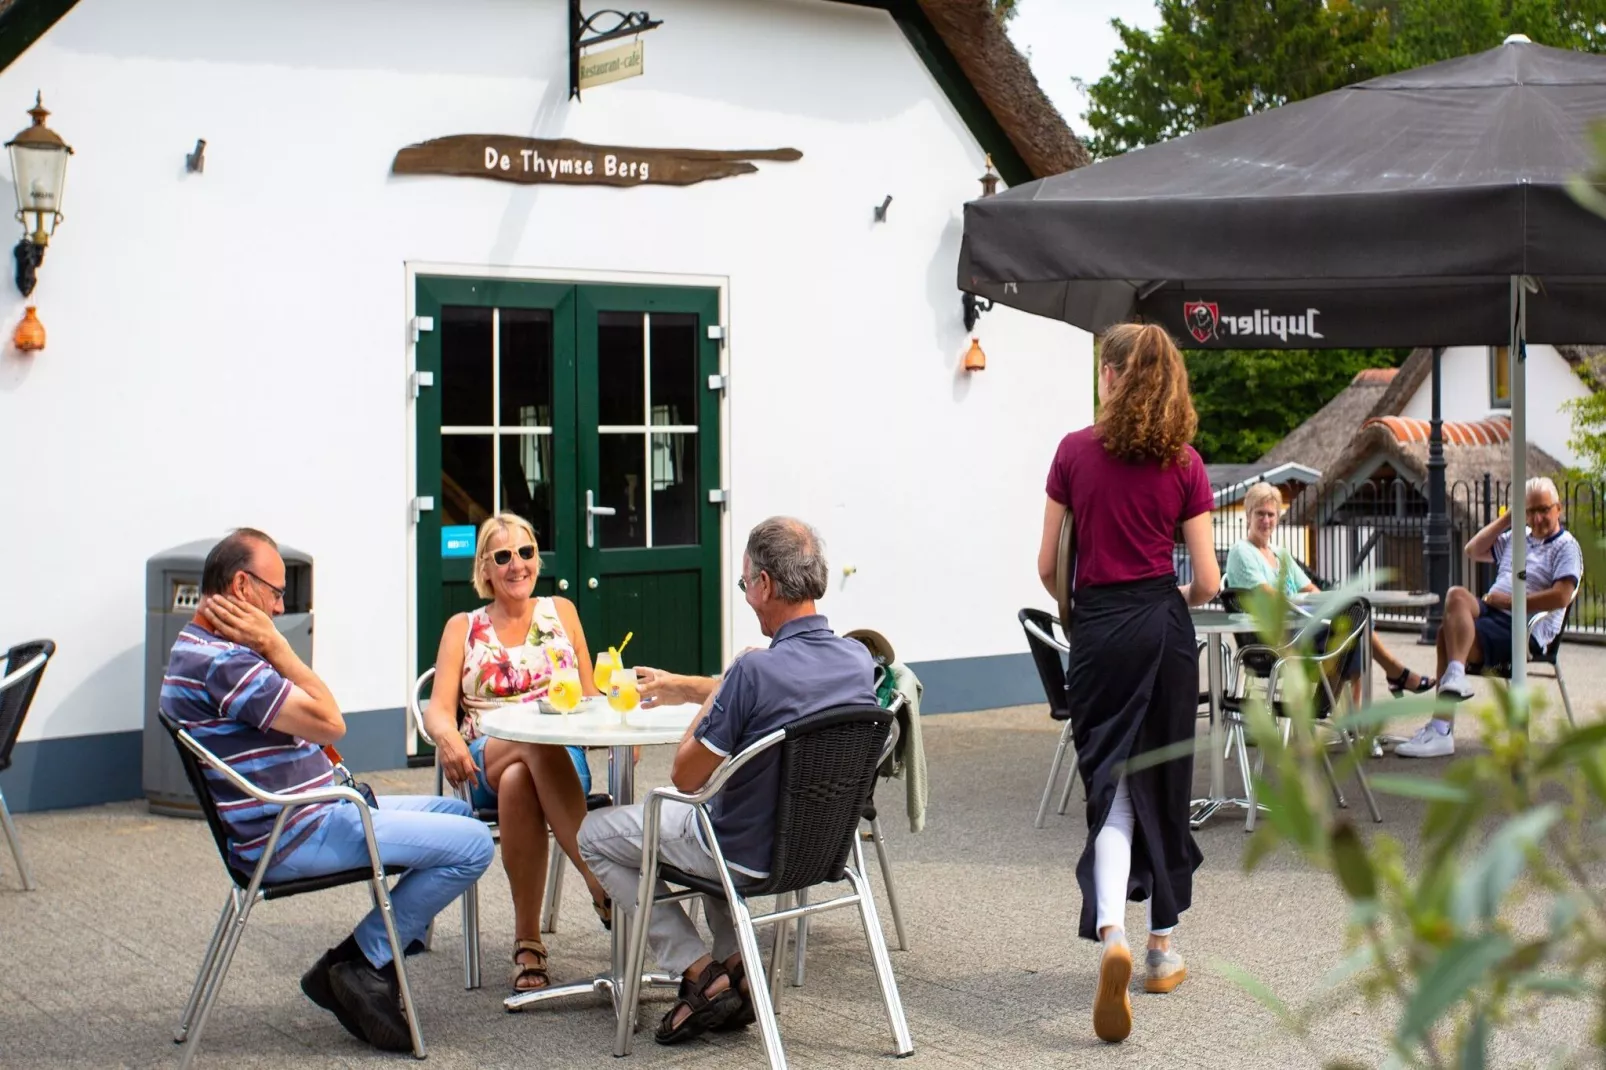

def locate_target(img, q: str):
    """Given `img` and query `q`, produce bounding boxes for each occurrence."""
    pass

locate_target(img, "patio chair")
[1019,608,1074,829]
[408,668,611,989]
[157,712,425,1065]
[613,704,913,1068]
[1471,586,1579,727]
[0,639,54,891]
[1220,596,1383,833]
[789,703,906,989]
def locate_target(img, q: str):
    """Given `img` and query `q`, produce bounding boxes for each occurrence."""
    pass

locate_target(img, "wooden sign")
[578,39,644,91]
[391,135,803,188]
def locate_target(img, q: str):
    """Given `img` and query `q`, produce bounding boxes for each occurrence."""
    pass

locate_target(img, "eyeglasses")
[1526,503,1560,516]
[737,576,748,593]
[490,545,537,567]
[243,570,285,602]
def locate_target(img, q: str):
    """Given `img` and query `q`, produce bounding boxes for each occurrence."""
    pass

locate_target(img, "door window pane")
[598,312,645,425]
[441,306,492,427]
[650,313,698,426]
[500,433,553,549]
[501,308,554,429]
[651,432,698,546]
[441,434,494,528]
[597,433,646,548]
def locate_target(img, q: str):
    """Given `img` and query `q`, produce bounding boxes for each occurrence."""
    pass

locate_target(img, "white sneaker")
[1395,721,1455,759]
[1436,667,1474,702]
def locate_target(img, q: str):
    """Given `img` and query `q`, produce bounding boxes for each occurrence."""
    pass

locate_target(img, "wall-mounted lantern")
[961,154,1000,332]
[6,92,72,298]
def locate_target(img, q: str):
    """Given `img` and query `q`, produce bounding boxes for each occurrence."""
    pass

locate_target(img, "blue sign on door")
[442,525,476,558]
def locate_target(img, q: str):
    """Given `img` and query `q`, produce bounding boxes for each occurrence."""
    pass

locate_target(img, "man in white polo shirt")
[1397,476,1582,758]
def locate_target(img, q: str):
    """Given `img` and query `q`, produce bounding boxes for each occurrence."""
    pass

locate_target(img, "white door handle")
[587,577,599,589]
[585,489,617,548]
[557,578,570,591]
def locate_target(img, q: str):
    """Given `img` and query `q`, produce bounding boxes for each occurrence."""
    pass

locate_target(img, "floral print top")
[458,598,579,742]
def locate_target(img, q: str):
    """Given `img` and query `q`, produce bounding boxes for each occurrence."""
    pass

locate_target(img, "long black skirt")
[1066,575,1204,941]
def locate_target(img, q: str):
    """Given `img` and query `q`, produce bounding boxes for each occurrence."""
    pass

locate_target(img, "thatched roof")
[914,0,1087,178]
[1256,368,1398,474]
[1298,415,1565,528]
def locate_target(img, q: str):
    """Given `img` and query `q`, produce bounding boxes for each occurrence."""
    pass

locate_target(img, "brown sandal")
[511,939,550,993]
[654,962,741,1044]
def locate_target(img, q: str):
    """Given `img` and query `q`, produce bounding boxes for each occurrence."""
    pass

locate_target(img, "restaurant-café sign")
[391,135,802,188]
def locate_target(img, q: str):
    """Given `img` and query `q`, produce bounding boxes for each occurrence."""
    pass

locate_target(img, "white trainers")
[1395,720,1455,759]
[1436,666,1474,702]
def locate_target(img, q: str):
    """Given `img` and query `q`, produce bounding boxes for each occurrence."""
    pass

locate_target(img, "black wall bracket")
[570,0,662,100]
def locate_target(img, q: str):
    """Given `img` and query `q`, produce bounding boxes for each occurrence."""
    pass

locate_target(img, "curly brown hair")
[1095,322,1198,466]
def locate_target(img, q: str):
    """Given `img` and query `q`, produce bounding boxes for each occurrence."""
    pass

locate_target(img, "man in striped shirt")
[161,528,493,1052]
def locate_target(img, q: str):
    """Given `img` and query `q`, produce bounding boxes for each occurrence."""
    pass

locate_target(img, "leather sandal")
[713,958,756,1032]
[510,939,550,993]
[1387,668,1436,697]
[654,962,741,1045]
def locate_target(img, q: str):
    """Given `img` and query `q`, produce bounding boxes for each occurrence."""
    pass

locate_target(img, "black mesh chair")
[157,712,425,1065]
[613,704,913,1067]
[0,639,54,890]
[409,668,612,989]
[1219,595,1382,832]
[0,636,52,886]
[1473,588,1579,727]
[1018,608,1074,829]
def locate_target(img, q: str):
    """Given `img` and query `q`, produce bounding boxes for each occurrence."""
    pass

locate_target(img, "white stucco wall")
[0,0,1089,744]
[1398,345,1590,469]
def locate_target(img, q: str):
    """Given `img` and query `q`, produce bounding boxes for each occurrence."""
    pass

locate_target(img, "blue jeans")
[265,795,494,968]
[467,736,592,810]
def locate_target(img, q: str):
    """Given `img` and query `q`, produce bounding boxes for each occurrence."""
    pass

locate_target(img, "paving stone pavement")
[0,637,1600,1069]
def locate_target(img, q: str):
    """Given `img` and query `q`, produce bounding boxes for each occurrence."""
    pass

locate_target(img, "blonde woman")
[1037,323,1219,1045]
[424,513,611,994]
[1224,482,1433,696]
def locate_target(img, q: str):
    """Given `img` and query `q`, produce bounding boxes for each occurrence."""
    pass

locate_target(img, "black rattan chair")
[1472,588,1579,726]
[1018,608,1074,829]
[1219,596,1382,832]
[0,639,54,890]
[613,704,913,1067]
[157,712,425,1065]
[409,668,611,988]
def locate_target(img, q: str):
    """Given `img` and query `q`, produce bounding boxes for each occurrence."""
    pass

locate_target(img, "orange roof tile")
[1351,368,1399,385]
[1361,415,1512,447]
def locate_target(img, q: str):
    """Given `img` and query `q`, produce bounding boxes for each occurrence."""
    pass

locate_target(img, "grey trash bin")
[143,537,314,818]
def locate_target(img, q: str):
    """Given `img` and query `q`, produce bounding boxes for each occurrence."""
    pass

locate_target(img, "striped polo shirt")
[160,624,335,870]
[1488,527,1585,649]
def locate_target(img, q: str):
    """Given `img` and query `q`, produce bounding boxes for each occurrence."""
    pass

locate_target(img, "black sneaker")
[329,959,414,1053]
[300,942,365,1043]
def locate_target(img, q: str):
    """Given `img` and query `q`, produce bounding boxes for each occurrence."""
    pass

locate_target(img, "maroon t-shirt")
[1045,427,1213,590]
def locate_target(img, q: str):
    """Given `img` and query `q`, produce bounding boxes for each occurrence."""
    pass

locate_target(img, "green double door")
[414,277,724,691]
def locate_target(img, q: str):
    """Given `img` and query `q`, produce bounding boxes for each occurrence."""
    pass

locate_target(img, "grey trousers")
[578,800,739,976]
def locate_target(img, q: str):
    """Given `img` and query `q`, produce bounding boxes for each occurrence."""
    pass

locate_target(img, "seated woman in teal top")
[1225,483,1434,697]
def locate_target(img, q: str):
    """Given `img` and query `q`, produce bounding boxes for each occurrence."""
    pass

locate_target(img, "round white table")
[478,699,702,1016]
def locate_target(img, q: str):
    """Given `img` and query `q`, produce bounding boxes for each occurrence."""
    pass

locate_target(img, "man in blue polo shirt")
[1398,477,1583,758]
[161,528,493,1052]
[579,517,875,1044]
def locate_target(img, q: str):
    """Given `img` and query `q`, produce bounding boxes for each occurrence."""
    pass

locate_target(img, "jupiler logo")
[1181,302,1324,343]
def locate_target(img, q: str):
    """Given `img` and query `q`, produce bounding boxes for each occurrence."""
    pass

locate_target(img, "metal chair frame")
[1477,587,1579,727]
[161,716,425,1065]
[1227,600,1383,833]
[408,668,582,989]
[613,713,914,1068]
[1019,611,1076,829]
[0,645,51,891]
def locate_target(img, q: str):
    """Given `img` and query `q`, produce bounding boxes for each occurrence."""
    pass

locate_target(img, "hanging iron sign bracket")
[571,0,661,100]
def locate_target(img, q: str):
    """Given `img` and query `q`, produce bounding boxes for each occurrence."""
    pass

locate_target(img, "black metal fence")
[1196,477,1606,638]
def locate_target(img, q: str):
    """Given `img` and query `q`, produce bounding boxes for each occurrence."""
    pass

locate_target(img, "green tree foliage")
[1187,347,1411,463]
[992,0,1019,22]
[1077,0,1606,463]
[1566,121,1606,480]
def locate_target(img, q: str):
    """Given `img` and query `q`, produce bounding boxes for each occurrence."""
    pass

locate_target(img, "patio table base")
[504,972,680,1014]
[1189,795,1266,830]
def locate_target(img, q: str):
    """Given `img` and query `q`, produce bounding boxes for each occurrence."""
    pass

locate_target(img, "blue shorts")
[1471,601,1545,670]
[467,736,592,810]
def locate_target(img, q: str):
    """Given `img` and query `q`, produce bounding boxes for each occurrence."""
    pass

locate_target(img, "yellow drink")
[594,651,617,692]
[547,668,581,714]
[607,671,639,715]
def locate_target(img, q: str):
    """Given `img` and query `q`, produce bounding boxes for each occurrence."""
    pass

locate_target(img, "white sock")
[1440,661,1466,686]
[1431,718,1453,735]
